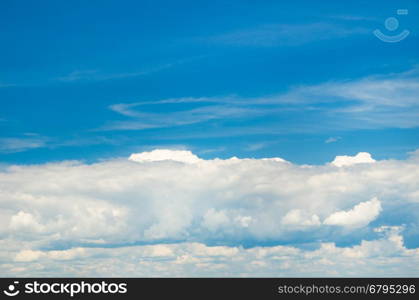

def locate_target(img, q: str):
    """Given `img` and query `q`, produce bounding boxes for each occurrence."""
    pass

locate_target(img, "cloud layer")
[2,226,418,277]
[102,68,419,134]
[1,149,419,276]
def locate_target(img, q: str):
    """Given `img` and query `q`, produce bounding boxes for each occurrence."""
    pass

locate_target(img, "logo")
[374,9,410,43]
[2,281,127,297]
[3,281,20,297]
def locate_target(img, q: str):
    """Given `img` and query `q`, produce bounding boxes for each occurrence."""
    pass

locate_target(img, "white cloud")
[331,152,376,167]
[3,226,419,276]
[47,248,86,261]
[281,209,321,227]
[57,57,200,83]
[235,216,253,228]
[273,68,419,130]
[245,143,269,151]
[206,23,369,47]
[0,149,418,244]
[57,70,98,82]
[325,137,341,144]
[104,98,262,131]
[129,149,202,164]
[0,149,419,276]
[15,250,45,262]
[102,68,419,134]
[0,137,47,153]
[203,209,230,231]
[324,197,382,228]
[9,211,45,233]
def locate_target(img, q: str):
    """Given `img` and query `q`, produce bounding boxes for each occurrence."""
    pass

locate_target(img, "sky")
[1,0,419,277]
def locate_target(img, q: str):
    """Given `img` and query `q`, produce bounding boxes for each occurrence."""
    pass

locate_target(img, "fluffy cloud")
[1,149,419,276]
[323,197,382,228]
[331,152,376,167]
[2,226,418,276]
[281,209,321,227]
[129,149,202,164]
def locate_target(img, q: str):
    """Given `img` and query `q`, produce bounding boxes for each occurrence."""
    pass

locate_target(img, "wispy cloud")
[101,96,266,131]
[51,136,123,148]
[273,68,419,129]
[245,142,270,151]
[197,146,226,155]
[102,68,419,134]
[57,70,99,82]
[325,137,341,144]
[1,58,199,88]
[328,15,378,22]
[0,135,126,154]
[205,22,370,47]
[57,56,205,83]
[57,64,173,82]
[0,137,47,153]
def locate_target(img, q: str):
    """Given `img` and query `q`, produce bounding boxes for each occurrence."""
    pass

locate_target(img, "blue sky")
[1,1,419,277]
[1,0,418,164]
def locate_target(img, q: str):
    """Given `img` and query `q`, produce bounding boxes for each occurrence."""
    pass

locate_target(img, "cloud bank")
[1,149,419,276]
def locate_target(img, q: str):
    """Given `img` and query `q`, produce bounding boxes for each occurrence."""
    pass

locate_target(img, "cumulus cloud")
[1,149,419,276]
[331,152,376,167]
[9,211,45,233]
[323,197,382,228]
[14,250,45,263]
[2,226,418,276]
[129,149,202,164]
[281,209,321,227]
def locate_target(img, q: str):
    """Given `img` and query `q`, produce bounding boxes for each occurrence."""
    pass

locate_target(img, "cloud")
[281,209,321,227]
[325,137,341,144]
[0,134,130,154]
[0,137,47,153]
[206,23,369,47]
[3,226,419,276]
[1,149,418,276]
[57,57,205,83]
[103,96,264,131]
[129,149,202,164]
[323,197,382,228]
[328,15,378,22]
[57,70,99,82]
[14,250,45,262]
[245,143,270,151]
[274,68,419,129]
[331,152,376,167]
[102,68,419,133]
[9,211,45,233]
[57,67,170,82]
